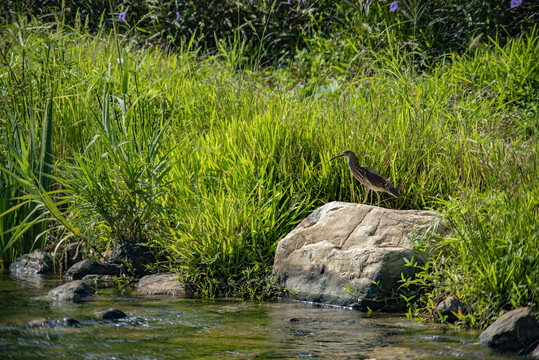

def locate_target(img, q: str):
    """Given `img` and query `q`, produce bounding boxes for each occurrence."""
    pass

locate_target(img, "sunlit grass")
[0,20,537,325]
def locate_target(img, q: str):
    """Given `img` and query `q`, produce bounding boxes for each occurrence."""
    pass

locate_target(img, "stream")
[0,273,517,359]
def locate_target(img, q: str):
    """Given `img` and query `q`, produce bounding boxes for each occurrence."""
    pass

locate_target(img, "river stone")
[435,296,468,323]
[135,273,186,296]
[48,280,95,302]
[479,307,539,355]
[109,241,155,277]
[272,201,445,309]
[65,259,122,280]
[9,250,54,275]
[93,308,128,321]
[26,317,80,328]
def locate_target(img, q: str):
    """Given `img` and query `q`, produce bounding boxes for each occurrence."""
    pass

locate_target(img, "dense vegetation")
[0,1,537,328]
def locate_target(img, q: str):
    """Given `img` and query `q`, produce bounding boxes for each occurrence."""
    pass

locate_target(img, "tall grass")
[0,19,537,325]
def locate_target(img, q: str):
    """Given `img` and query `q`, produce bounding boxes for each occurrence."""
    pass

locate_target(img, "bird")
[330,150,400,206]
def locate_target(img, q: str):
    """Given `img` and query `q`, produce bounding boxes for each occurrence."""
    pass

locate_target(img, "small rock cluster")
[9,241,185,302]
[25,308,129,328]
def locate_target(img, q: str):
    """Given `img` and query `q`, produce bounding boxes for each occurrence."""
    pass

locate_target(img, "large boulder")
[9,250,54,275]
[48,280,95,302]
[65,259,122,280]
[272,202,445,309]
[135,273,186,296]
[479,307,539,355]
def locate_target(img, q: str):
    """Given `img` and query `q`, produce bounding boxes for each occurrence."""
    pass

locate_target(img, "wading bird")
[330,150,400,206]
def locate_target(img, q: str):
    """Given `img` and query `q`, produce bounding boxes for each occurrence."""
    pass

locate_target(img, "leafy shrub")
[1,0,537,67]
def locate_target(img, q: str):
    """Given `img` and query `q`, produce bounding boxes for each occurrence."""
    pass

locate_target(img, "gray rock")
[93,308,128,321]
[65,259,122,280]
[135,273,186,296]
[479,307,539,355]
[82,274,118,288]
[26,317,80,328]
[109,241,155,277]
[272,201,445,309]
[48,280,95,302]
[9,250,54,275]
[435,296,468,323]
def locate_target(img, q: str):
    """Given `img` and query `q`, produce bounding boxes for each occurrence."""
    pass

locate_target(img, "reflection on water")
[0,274,517,359]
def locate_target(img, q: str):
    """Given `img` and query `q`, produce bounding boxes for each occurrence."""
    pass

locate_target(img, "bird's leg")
[363,187,370,204]
[376,192,381,207]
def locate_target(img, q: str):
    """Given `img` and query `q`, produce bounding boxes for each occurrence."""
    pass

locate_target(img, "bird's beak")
[330,154,343,161]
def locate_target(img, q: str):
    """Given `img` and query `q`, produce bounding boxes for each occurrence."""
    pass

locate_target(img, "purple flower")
[389,2,398,12]
[176,12,181,21]
[510,0,522,8]
[118,12,126,21]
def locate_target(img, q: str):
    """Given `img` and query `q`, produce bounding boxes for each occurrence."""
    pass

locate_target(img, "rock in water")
[272,201,445,309]
[93,308,128,321]
[65,259,122,280]
[9,250,54,275]
[48,280,95,302]
[26,317,80,328]
[479,307,539,355]
[135,273,186,296]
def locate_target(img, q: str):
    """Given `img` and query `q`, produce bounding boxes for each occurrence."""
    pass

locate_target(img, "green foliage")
[57,92,174,248]
[0,13,537,322]
[0,31,55,265]
[1,0,537,67]
[401,189,539,328]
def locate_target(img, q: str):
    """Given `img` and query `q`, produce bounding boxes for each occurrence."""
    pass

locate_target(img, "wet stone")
[26,317,80,328]
[479,307,539,355]
[48,280,95,302]
[9,250,54,275]
[65,259,122,280]
[93,308,128,321]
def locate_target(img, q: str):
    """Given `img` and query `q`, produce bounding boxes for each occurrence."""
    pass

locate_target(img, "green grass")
[0,19,537,326]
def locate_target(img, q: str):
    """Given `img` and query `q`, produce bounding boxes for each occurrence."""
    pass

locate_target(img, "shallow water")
[0,273,516,359]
